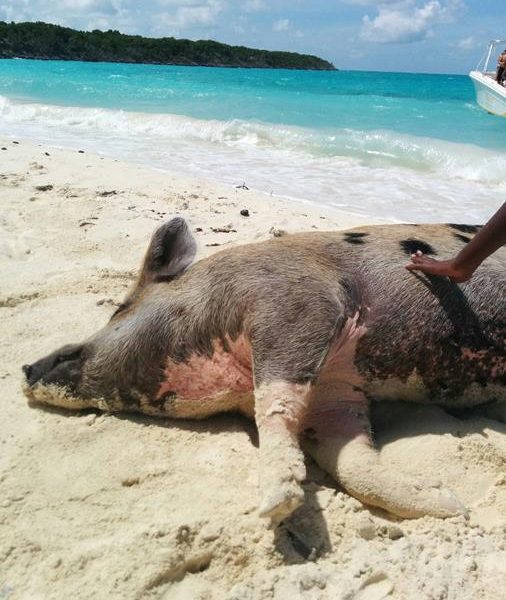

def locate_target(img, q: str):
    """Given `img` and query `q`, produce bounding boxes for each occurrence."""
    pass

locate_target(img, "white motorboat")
[469,39,506,117]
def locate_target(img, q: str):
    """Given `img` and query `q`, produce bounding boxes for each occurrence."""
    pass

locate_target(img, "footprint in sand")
[0,292,41,308]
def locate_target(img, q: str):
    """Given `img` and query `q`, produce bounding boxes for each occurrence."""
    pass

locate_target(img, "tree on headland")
[0,21,336,70]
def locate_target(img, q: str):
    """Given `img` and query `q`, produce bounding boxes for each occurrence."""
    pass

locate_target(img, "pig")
[22,218,506,523]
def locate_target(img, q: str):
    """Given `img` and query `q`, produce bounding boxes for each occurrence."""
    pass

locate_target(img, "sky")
[0,0,504,74]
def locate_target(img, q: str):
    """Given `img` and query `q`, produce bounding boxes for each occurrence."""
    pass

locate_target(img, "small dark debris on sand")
[97,190,117,197]
[240,209,250,217]
[269,226,286,238]
[195,227,203,232]
[1,147,6,151]
[12,141,19,144]
[206,243,221,247]
[79,221,95,227]
[235,183,249,190]
[34,184,54,192]
[44,152,50,157]
[78,150,85,153]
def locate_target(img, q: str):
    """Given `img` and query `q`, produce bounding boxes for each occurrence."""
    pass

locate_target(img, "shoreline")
[0,133,388,234]
[2,137,506,599]
[1,89,505,224]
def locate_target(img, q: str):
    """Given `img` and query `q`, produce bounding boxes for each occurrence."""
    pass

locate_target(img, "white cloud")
[244,0,265,12]
[0,0,228,35]
[0,0,120,24]
[159,1,225,29]
[273,18,290,32]
[346,1,402,5]
[360,1,462,44]
[457,35,476,51]
[59,0,116,9]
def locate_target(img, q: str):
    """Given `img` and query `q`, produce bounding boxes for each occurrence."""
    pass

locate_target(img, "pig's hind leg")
[302,379,468,519]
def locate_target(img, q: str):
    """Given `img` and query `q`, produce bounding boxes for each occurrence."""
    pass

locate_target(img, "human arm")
[405,202,506,282]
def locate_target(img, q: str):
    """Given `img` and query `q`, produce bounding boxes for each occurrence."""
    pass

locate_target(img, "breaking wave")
[1,94,505,185]
[0,94,504,222]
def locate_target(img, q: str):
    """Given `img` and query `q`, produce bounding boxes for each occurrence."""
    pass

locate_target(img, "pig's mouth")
[22,380,100,411]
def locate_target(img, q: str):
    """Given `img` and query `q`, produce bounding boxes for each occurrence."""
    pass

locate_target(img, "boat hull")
[469,70,506,117]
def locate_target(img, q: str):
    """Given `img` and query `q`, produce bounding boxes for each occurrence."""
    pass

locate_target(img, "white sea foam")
[1,94,504,222]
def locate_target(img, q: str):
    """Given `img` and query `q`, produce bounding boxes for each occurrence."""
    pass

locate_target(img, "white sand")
[1,136,506,600]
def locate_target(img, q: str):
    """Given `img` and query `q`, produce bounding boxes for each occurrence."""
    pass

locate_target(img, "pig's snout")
[22,344,84,389]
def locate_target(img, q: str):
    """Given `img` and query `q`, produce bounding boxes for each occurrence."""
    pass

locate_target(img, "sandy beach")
[2,136,506,600]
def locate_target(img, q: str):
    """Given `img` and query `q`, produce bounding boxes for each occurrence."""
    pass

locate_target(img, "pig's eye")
[55,349,82,365]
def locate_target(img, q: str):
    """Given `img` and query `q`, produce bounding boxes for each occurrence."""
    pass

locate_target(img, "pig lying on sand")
[23,218,505,523]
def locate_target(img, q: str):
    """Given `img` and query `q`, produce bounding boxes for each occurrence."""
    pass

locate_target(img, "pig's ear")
[140,217,197,283]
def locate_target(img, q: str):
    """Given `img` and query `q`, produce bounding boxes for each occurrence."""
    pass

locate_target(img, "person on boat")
[406,202,506,282]
[496,49,506,85]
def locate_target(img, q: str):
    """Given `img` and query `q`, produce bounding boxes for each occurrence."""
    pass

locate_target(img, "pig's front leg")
[254,380,311,524]
[302,383,467,519]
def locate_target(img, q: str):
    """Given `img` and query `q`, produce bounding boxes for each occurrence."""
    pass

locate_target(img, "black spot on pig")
[447,224,479,234]
[344,232,369,245]
[399,239,437,256]
[454,233,471,244]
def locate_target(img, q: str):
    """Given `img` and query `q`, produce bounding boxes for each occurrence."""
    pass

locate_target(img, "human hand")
[405,250,474,283]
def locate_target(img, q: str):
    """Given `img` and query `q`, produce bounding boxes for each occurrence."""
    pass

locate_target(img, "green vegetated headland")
[0,21,336,70]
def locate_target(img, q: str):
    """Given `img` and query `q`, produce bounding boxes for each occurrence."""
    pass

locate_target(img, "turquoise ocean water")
[1,59,505,221]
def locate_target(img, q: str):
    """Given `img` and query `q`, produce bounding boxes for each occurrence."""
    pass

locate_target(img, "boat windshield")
[476,39,506,74]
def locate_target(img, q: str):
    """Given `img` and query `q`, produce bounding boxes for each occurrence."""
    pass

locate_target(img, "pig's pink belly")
[157,336,253,401]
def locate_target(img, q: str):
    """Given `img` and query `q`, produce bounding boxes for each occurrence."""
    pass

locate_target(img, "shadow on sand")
[30,396,506,563]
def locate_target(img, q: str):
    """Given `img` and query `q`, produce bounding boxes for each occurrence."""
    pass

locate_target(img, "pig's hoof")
[258,481,304,524]
[425,484,468,519]
[401,481,468,519]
